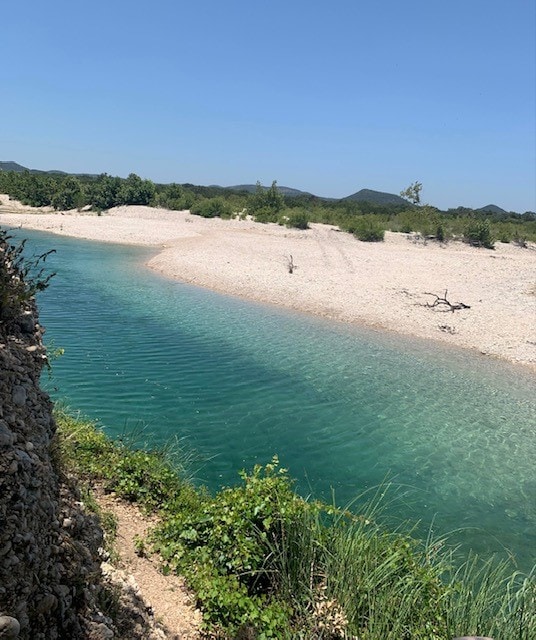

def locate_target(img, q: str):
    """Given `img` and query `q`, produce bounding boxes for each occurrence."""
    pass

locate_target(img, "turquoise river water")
[13,229,536,570]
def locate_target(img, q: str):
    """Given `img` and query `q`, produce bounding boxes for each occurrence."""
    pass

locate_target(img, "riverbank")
[1,195,535,370]
[56,410,535,640]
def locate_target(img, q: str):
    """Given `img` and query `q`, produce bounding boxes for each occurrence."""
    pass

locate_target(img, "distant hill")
[0,161,68,175]
[477,204,508,215]
[342,189,408,206]
[225,184,315,198]
[0,161,30,172]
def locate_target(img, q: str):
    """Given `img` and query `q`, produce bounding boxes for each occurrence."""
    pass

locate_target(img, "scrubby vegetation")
[56,410,535,640]
[0,228,55,326]
[1,170,535,246]
[190,197,233,219]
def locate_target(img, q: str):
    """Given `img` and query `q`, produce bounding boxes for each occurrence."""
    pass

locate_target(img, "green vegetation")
[463,219,495,249]
[190,197,233,219]
[1,170,535,246]
[248,181,285,223]
[283,208,310,230]
[56,410,535,640]
[345,214,386,242]
[0,228,55,326]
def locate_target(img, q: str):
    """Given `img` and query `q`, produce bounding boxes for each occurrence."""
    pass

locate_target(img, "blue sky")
[2,0,535,211]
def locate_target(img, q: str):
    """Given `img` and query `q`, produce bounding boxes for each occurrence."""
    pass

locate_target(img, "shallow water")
[12,228,536,570]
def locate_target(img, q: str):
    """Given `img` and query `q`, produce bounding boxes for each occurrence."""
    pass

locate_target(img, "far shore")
[1,195,535,371]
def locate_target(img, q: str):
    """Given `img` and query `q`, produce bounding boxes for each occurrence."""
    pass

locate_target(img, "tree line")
[1,170,534,246]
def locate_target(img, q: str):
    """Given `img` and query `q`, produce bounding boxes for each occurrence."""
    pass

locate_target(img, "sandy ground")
[1,195,535,371]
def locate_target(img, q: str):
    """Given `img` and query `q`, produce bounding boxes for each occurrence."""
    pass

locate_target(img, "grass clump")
[56,410,536,640]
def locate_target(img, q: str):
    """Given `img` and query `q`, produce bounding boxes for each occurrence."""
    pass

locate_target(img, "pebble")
[0,615,21,638]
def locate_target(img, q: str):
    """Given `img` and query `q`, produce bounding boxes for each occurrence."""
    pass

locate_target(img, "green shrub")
[190,197,232,218]
[151,457,305,636]
[284,209,310,230]
[250,206,278,223]
[351,216,385,242]
[435,223,447,242]
[464,219,495,248]
[0,230,55,326]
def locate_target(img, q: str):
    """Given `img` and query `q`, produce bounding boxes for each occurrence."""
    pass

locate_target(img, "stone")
[11,386,26,407]
[0,421,15,447]
[17,312,35,333]
[89,622,114,639]
[35,593,58,614]
[54,584,70,598]
[0,615,21,638]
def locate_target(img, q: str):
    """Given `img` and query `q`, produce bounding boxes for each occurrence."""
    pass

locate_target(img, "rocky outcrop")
[0,238,108,638]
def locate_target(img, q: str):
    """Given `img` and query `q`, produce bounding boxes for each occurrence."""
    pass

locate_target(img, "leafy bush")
[391,207,449,241]
[464,219,495,248]
[350,215,385,242]
[190,197,232,219]
[0,230,55,326]
[253,206,280,223]
[283,209,310,229]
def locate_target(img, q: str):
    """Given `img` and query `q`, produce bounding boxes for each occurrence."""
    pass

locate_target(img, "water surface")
[13,228,536,569]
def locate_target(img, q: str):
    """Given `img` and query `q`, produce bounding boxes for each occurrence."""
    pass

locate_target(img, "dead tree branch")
[424,290,470,312]
[286,254,296,274]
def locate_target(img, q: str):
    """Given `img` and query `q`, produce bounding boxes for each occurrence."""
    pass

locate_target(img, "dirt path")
[96,492,202,639]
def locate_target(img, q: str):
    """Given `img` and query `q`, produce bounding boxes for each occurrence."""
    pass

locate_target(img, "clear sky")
[2,0,535,211]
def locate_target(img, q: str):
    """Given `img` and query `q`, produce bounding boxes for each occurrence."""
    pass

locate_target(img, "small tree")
[248,180,284,223]
[400,181,423,206]
[90,174,122,211]
[51,176,85,210]
[118,173,156,206]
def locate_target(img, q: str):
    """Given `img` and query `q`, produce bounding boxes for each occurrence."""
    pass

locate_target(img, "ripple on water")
[14,229,536,570]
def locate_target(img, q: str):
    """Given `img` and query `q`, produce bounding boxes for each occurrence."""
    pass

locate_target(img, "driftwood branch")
[286,254,296,274]
[424,290,470,312]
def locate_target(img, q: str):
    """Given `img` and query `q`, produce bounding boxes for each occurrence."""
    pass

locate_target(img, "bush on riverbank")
[190,197,233,219]
[56,410,535,640]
